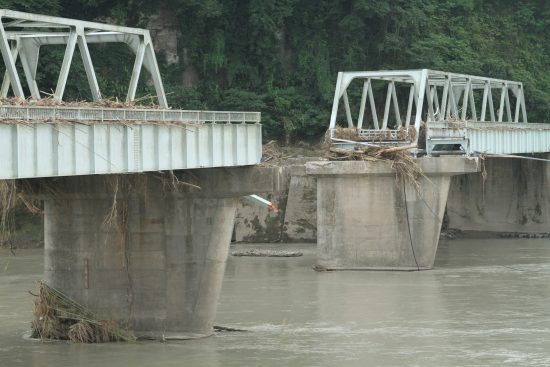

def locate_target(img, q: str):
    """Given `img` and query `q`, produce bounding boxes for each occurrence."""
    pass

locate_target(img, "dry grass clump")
[0,96,161,109]
[231,249,303,257]
[331,127,360,140]
[447,120,466,130]
[325,125,425,189]
[260,140,284,165]
[327,144,426,191]
[330,126,417,143]
[0,180,41,250]
[397,126,417,141]
[31,281,135,343]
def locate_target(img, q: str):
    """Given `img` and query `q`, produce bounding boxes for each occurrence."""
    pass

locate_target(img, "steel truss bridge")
[329,69,550,155]
[0,10,262,180]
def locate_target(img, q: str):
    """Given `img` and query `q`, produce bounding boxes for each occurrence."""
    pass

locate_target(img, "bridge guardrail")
[0,105,261,124]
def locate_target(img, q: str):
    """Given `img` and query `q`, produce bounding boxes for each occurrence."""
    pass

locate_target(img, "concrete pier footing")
[307,158,479,271]
[43,167,285,339]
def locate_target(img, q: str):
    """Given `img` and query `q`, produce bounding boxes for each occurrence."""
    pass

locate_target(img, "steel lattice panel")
[465,124,550,155]
[0,122,262,179]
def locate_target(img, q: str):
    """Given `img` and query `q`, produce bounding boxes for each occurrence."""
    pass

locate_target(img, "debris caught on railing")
[330,126,417,143]
[326,141,426,191]
[0,96,161,109]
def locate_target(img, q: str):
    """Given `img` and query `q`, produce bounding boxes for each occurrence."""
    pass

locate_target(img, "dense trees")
[1,0,549,142]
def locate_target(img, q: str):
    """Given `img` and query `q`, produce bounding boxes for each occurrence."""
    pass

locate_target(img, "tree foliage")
[1,0,549,142]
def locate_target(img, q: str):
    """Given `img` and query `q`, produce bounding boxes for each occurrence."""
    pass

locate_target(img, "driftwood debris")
[231,249,303,257]
[31,281,135,343]
[331,126,417,142]
[326,144,426,191]
[0,96,160,109]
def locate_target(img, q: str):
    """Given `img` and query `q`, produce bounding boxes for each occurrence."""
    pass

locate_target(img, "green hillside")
[1,0,548,142]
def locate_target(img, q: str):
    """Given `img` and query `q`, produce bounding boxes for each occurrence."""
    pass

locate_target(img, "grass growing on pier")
[0,180,42,250]
[31,281,135,343]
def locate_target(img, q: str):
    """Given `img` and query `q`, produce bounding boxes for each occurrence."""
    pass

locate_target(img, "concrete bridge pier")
[447,155,550,234]
[43,168,283,339]
[307,158,479,271]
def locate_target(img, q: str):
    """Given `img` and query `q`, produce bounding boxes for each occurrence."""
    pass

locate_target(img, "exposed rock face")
[147,6,180,65]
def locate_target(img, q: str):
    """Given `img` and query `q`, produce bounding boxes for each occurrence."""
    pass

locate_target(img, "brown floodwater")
[1,238,550,366]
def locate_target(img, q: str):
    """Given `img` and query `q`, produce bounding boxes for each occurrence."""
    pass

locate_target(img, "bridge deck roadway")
[0,106,262,179]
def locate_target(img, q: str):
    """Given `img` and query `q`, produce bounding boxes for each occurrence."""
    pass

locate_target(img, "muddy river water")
[1,239,550,366]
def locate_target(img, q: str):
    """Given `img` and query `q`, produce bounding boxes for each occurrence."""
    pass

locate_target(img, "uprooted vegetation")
[31,281,135,343]
[327,144,426,191]
[259,127,427,190]
[0,180,42,250]
[330,125,417,143]
[325,127,427,191]
[0,96,161,109]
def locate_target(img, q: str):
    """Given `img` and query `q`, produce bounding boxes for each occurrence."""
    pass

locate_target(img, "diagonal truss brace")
[0,9,168,107]
[329,69,527,131]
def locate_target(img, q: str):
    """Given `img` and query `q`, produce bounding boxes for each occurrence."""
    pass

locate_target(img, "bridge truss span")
[0,10,264,180]
[0,9,167,107]
[328,69,547,155]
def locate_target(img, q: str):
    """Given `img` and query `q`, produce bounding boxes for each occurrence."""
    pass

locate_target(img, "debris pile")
[31,281,135,343]
[0,180,41,250]
[325,126,427,190]
[0,96,160,109]
[331,126,417,142]
[260,140,284,165]
[231,249,303,257]
[327,144,425,190]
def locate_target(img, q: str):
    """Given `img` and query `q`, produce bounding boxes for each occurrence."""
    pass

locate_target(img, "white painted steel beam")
[127,41,145,102]
[0,118,262,180]
[54,29,77,100]
[0,9,149,35]
[18,39,40,98]
[0,21,23,97]
[0,41,18,97]
[76,31,101,101]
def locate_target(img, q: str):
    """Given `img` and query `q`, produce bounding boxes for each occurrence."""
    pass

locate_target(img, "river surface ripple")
[1,238,550,367]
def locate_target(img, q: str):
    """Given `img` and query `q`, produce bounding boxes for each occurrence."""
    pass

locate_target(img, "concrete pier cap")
[306,157,480,271]
[42,166,286,340]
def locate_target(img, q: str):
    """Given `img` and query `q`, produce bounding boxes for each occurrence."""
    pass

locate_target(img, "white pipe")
[246,195,279,212]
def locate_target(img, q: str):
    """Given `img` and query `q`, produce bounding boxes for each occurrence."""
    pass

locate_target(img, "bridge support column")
[42,168,283,339]
[307,158,479,271]
[447,155,550,234]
